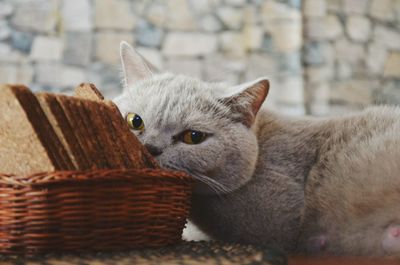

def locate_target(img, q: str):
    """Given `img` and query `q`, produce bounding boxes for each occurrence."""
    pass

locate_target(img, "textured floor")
[0,241,287,265]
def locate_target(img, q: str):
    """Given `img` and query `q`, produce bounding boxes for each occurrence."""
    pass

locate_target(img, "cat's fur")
[114,42,400,256]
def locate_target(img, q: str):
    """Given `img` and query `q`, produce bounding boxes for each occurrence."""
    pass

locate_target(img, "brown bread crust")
[36,93,90,170]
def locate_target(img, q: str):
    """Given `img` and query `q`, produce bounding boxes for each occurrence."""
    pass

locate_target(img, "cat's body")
[114,42,400,256]
[192,107,400,255]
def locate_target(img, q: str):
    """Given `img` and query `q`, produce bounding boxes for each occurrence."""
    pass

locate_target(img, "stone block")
[166,0,196,30]
[188,0,213,14]
[30,36,63,61]
[217,7,243,30]
[369,0,395,21]
[87,63,121,94]
[200,15,223,32]
[373,26,400,50]
[276,76,304,105]
[95,32,134,64]
[335,61,353,79]
[163,32,218,56]
[61,66,86,87]
[63,32,92,66]
[334,38,365,64]
[304,41,334,66]
[306,16,345,41]
[17,63,34,85]
[271,22,302,53]
[35,63,63,87]
[245,53,277,81]
[146,1,167,27]
[204,54,245,85]
[262,1,301,22]
[11,31,34,53]
[243,25,263,51]
[367,43,388,75]
[219,31,246,57]
[0,20,10,41]
[243,5,260,25]
[326,0,342,12]
[330,79,376,105]
[278,52,301,74]
[94,0,136,30]
[224,0,246,6]
[324,15,343,40]
[346,16,371,42]
[0,43,23,63]
[343,0,369,14]
[11,0,58,33]
[305,66,334,83]
[384,52,400,78]
[0,65,17,83]
[373,80,400,105]
[136,20,164,48]
[0,2,13,18]
[62,0,92,31]
[165,58,202,78]
[303,0,326,18]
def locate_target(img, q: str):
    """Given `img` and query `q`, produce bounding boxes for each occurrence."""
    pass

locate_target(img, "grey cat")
[114,42,400,256]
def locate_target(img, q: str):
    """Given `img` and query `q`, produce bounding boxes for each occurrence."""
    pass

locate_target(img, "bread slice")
[36,93,90,170]
[75,83,158,168]
[72,98,110,169]
[55,95,97,169]
[74,83,159,169]
[0,85,72,174]
[19,87,75,171]
[81,99,127,169]
[75,83,104,101]
[105,101,159,169]
[74,84,132,168]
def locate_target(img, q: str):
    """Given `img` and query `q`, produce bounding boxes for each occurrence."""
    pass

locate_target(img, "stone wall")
[0,0,304,115]
[303,0,400,115]
[0,0,399,116]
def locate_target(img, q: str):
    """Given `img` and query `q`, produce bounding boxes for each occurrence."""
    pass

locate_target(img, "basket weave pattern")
[0,168,192,255]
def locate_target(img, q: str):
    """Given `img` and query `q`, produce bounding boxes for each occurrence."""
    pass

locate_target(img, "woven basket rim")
[0,168,193,187]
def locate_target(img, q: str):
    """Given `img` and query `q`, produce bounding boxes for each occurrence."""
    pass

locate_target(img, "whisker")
[164,163,230,196]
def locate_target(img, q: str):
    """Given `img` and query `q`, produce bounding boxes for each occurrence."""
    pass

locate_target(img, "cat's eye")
[181,130,207,145]
[126,113,145,131]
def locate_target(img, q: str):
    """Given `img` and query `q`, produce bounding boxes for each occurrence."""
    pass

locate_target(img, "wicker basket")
[0,168,192,255]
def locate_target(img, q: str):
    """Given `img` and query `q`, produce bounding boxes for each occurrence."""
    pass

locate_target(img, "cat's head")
[114,42,269,195]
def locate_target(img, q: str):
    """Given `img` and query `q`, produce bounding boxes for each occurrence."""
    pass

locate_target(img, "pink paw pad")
[382,225,400,253]
[306,235,328,253]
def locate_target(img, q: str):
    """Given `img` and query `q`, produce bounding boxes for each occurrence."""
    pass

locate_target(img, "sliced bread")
[0,85,70,174]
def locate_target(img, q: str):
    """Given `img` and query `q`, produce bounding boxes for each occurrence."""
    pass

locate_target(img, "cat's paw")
[382,224,400,254]
[182,220,211,242]
[305,234,328,254]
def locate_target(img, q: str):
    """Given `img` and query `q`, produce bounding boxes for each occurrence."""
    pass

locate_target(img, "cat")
[114,42,400,256]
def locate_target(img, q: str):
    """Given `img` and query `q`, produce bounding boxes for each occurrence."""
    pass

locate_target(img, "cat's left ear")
[120,41,159,90]
[220,78,269,127]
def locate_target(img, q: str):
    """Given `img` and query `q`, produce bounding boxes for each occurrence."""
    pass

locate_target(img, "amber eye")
[126,113,144,131]
[181,130,207,145]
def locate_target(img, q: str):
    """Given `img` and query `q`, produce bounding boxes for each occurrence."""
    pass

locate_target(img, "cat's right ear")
[219,78,270,127]
[120,41,159,91]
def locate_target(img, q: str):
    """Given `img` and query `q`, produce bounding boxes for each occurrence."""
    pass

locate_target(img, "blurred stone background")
[0,0,399,116]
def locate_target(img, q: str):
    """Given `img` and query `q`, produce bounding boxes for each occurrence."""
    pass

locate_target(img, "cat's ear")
[120,41,159,90]
[220,78,269,127]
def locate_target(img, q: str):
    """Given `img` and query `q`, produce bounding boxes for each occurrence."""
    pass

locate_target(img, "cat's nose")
[144,144,163,156]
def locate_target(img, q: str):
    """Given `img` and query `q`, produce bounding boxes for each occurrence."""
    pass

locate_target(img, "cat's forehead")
[120,73,230,129]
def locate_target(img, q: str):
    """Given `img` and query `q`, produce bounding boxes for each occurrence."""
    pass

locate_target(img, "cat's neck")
[253,110,332,185]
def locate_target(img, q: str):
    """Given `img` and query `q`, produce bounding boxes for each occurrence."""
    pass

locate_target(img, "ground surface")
[0,241,286,265]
